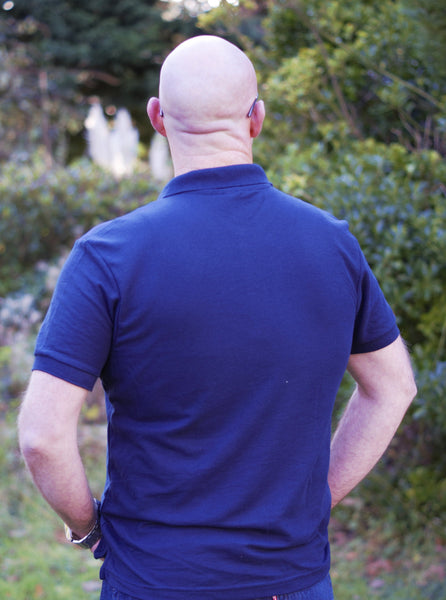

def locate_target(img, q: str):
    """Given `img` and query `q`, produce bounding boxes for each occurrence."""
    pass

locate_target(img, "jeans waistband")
[256,574,333,600]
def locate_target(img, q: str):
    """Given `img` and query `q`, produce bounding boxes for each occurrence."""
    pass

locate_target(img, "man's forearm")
[18,371,97,538]
[20,437,97,537]
[328,381,414,508]
[329,386,393,507]
[329,337,417,508]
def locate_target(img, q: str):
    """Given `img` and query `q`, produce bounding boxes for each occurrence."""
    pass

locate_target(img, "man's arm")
[18,370,98,538]
[328,335,417,508]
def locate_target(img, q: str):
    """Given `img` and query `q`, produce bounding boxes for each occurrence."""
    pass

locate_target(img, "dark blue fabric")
[100,573,334,600]
[34,164,398,599]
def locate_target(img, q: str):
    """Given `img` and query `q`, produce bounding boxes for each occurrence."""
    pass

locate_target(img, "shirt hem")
[100,566,330,600]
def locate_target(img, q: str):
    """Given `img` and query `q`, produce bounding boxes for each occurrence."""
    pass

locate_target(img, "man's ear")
[147,97,167,137]
[250,99,265,139]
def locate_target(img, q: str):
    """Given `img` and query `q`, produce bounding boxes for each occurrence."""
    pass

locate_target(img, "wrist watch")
[64,498,102,549]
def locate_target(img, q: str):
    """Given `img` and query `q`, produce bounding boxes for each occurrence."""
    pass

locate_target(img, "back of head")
[159,35,258,134]
[148,35,264,174]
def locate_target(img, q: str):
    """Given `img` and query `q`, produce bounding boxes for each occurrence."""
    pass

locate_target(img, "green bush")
[0,155,160,297]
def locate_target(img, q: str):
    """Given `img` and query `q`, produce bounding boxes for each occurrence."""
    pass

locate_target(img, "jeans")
[100,573,334,600]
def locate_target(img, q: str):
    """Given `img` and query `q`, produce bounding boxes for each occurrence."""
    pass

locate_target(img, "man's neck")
[172,150,253,177]
[167,129,254,177]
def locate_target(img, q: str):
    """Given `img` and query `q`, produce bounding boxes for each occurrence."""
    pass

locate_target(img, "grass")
[330,527,446,599]
[0,407,106,600]
[1,406,445,600]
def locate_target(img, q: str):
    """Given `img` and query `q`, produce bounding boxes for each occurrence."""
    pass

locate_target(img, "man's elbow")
[18,410,60,469]
[399,369,417,412]
[18,424,48,467]
[407,375,417,404]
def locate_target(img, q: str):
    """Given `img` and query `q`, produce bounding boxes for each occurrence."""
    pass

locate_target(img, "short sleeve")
[351,246,399,354]
[33,238,120,390]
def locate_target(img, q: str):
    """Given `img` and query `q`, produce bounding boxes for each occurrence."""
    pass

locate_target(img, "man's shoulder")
[271,186,349,231]
[80,197,169,244]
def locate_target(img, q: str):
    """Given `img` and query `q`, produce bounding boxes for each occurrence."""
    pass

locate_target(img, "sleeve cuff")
[351,324,400,355]
[33,354,98,391]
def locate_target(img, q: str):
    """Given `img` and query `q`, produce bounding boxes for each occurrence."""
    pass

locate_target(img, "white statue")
[85,105,139,178]
[110,109,139,178]
[85,104,111,170]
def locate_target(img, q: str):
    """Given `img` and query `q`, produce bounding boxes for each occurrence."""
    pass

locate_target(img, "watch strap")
[64,498,102,549]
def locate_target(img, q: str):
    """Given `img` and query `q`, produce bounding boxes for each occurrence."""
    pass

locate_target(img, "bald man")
[19,36,415,600]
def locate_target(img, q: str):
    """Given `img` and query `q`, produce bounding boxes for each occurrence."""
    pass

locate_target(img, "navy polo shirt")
[34,164,398,599]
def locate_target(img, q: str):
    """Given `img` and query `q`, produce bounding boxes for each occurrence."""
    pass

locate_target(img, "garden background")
[0,0,445,598]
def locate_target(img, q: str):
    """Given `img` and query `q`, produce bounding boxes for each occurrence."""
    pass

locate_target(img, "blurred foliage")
[0,16,82,164]
[199,0,446,531]
[201,0,446,156]
[0,153,159,297]
[8,0,198,103]
[402,0,446,81]
[0,0,198,162]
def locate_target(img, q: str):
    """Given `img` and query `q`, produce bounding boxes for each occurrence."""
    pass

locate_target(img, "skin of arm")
[328,335,417,508]
[18,370,99,540]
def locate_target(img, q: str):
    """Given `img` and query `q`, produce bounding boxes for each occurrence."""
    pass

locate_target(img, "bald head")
[147,35,265,175]
[160,36,258,129]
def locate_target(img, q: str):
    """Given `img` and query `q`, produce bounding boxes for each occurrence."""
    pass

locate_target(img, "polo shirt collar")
[160,164,270,198]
